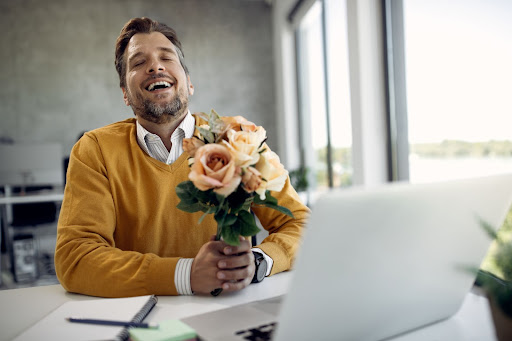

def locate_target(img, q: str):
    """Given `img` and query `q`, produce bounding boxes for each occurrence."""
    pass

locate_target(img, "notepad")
[12,295,157,341]
[129,319,197,341]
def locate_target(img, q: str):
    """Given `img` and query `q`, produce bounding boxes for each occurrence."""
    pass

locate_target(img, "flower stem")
[211,220,223,296]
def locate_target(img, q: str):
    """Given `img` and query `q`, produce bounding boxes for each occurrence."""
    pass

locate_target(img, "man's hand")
[190,236,255,295]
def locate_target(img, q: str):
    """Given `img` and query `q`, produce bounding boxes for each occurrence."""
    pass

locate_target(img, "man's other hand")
[190,236,255,295]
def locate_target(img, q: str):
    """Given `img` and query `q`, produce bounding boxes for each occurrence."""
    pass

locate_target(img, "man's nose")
[146,59,165,74]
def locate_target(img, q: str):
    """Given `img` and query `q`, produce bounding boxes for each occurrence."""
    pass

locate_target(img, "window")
[402,0,512,183]
[295,0,353,202]
[386,0,512,278]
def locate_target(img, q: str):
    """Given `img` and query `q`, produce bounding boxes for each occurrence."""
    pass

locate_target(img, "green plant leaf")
[227,187,253,214]
[176,201,203,213]
[224,213,238,227]
[209,109,226,136]
[253,191,294,218]
[214,207,229,227]
[197,126,215,144]
[175,181,196,199]
[221,220,241,246]
[240,196,254,212]
[255,191,277,205]
[264,203,294,217]
[479,217,499,241]
[238,210,261,237]
[196,189,216,205]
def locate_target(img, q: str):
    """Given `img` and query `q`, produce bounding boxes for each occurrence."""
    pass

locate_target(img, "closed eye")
[132,60,145,68]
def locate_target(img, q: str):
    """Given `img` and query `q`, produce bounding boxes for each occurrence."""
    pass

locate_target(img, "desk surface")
[0,273,498,341]
[0,272,291,341]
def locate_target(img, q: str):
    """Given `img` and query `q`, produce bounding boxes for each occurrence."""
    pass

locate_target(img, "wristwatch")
[251,251,267,283]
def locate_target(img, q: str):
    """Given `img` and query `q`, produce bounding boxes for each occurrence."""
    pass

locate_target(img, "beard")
[127,85,189,124]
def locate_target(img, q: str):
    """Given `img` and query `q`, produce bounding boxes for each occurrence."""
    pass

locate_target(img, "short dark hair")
[115,17,189,88]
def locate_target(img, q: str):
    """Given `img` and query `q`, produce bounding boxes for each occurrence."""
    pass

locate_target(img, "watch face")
[256,258,267,282]
[252,252,268,283]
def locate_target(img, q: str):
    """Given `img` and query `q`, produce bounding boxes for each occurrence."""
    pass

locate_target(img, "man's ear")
[187,76,195,96]
[121,88,130,106]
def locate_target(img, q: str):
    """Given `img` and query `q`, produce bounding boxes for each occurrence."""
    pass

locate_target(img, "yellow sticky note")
[129,319,197,341]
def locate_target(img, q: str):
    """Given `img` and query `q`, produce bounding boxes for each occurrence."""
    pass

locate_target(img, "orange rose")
[189,144,241,196]
[222,127,267,168]
[241,166,262,193]
[222,116,257,132]
[254,147,288,199]
[183,137,205,158]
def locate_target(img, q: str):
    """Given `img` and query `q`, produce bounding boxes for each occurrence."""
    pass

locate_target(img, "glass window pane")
[296,0,353,202]
[325,0,353,187]
[297,2,329,192]
[404,0,512,183]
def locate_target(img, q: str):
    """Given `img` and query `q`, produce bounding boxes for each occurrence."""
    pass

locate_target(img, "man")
[55,17,309,297]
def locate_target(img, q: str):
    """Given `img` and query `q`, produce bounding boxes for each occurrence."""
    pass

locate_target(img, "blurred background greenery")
[481,206,512,280]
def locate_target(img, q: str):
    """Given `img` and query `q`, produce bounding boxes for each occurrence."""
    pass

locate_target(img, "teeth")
[147,81,171,91]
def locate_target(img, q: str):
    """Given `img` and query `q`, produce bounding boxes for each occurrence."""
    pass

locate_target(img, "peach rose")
[241,166,262,193]
[222,116,257,133]
[189,144,241,196]
[222,127,267,168]
[254,147,288,200]
[183,137,205,158]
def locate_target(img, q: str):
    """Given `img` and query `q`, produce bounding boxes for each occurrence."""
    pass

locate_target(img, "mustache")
[144,73,175,83]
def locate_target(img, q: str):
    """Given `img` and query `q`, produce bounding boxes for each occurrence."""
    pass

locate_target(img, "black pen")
[66,317,158,329]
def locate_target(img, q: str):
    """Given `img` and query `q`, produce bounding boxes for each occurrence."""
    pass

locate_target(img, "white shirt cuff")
[175,258,194,295]
[252,248,273,277]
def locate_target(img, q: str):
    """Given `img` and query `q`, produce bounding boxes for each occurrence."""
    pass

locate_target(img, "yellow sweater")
[55,117,309,297]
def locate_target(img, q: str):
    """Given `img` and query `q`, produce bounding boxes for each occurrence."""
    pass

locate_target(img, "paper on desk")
[12,295,153,341]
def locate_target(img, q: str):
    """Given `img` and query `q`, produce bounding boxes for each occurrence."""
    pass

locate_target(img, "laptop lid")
[274,173,512,341]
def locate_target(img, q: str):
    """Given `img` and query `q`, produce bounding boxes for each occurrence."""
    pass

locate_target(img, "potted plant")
[475,214,512,340]
[288,166,309,206]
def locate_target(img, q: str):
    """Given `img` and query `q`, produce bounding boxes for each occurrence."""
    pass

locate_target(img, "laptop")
[183,173,512,341]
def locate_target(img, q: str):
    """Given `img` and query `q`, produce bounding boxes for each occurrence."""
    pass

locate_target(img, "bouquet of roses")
[176,109,293,246]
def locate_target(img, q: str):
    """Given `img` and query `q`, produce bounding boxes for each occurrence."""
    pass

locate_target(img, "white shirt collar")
[135,111,195,163]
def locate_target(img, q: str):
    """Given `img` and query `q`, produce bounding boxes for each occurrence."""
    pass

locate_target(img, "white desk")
[0,273,498,341]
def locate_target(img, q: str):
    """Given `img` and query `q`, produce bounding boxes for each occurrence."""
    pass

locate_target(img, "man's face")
[122,32,194,124]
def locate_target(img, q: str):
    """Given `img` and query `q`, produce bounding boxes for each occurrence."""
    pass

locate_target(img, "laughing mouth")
[146,81,172,91]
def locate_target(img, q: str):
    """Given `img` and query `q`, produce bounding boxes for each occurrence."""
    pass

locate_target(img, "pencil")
[66,317,158,329]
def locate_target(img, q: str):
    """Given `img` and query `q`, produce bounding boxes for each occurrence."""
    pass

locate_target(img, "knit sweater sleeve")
[55,133,180,297]
[252,178,310,275]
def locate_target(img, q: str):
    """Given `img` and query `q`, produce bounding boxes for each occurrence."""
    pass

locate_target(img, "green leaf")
[214,207,228,225]
[479,217,499,241]
[209,109,226,136]
[263,191,278,205]
[196,111,210,122]
[240,196,255,213]
[238,210,261,237]
[253,191,294,218]
[199,207,217,224]
[215,192,227,204]
[175,181,196,200]
[176,201,203,213]
[221,220,241,246]
[224,213,238,226]
[197,126,215,144]
[227,187,253,214]
[262,203,294,218]
[197,189,216,205]
[179,197,198,205]
[198,202,215,213]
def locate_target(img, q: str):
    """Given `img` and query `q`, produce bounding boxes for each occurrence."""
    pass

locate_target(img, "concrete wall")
[0,0,276,157]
